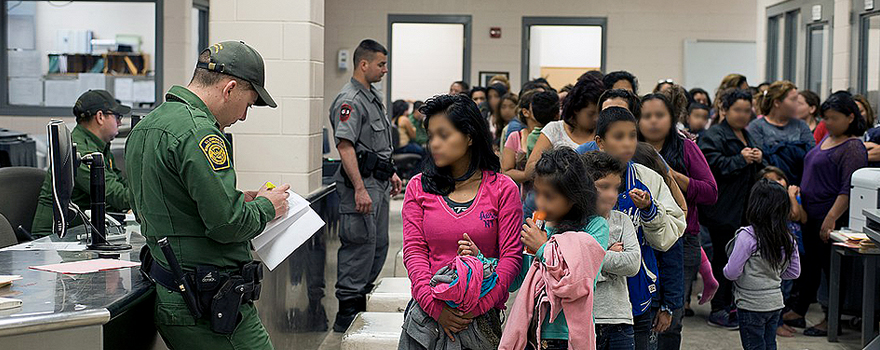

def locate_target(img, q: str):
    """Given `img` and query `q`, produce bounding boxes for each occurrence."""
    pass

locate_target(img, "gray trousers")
[335,181,390,302]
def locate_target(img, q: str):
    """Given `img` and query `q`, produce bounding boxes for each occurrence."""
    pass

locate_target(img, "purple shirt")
[723,226,800,281]
[682,139,718,235]
[800,137,868,219]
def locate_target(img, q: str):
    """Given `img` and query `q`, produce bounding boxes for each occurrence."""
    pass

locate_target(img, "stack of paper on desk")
[0,297,22,311]
[252,190,325,271]
[0,275,22,288]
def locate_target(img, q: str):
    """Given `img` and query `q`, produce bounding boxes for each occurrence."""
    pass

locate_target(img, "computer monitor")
[48,120,76,238]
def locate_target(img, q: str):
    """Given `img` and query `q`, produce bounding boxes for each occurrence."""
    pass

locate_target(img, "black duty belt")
[140,244,263,334]
[341,150,396,187]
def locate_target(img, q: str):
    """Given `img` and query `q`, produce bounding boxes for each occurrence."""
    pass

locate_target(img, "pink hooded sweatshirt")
[499,231,606,350]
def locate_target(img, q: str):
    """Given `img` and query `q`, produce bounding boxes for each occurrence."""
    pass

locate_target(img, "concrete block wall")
[210,0,326,195]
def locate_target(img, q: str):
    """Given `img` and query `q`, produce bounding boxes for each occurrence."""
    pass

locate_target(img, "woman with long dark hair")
[637,93,718,349]
[399,94,523,349]
[525,75,605,177]
[783,91,868,336]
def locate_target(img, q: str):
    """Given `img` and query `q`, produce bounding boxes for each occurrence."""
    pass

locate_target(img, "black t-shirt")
[444,196,475,214]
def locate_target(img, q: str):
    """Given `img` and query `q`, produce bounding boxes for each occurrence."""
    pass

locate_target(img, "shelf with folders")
[47,52,151,76]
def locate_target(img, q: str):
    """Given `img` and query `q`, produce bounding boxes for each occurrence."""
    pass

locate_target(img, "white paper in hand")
[252,190,325,271]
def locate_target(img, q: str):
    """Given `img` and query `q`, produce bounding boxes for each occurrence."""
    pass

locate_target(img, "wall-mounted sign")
[811,5,822,21]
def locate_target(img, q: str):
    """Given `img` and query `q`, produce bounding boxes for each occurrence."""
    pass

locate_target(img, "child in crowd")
[503,90,557,185]
[631,142,719,319]
[724,179,801,350]
[488,147,608,349]
[519,90,561,220]
[582,151,642,350]
[686,103,711,137]
[575,88,641,153]
[594,106,687,350]
[758,166,807,338]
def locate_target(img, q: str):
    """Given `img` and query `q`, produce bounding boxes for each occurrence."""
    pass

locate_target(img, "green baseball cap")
[73,90,131,117]
[197,40,277,108]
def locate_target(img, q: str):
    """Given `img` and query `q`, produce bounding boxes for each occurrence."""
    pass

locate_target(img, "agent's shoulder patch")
[340,103,353,122]
[199,134,230,171]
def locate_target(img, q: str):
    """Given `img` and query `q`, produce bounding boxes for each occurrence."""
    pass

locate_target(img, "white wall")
[325,0,758,117]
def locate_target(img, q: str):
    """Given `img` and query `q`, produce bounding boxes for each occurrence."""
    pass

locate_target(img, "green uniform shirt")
[31,125,130,236]
[125,85,275,270]
[407,113,428,146]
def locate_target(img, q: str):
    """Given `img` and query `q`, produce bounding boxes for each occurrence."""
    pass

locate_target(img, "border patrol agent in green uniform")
[329,39,403,332]
[126,41,290,350]
[32,90,131,236]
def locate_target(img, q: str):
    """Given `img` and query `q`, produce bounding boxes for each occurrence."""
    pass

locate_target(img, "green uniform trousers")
[154,285,274,350]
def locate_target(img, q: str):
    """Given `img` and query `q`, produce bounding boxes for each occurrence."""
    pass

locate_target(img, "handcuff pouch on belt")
[341,150,395,187]
[140,245,263,334]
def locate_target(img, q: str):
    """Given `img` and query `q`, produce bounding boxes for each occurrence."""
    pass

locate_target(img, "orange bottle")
[524,211,547,255]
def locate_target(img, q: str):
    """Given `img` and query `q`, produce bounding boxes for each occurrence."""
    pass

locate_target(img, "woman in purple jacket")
[637,92,718,349]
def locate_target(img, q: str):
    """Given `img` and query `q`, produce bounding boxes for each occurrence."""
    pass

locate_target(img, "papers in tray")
[252,190,325,271]
[29,259,140,274]
[0,297,22,311]
[0,275,22,288]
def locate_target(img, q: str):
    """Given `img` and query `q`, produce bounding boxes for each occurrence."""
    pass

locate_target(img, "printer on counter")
[850,168,880,233]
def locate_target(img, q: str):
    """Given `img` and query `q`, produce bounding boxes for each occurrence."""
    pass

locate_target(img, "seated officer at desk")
[31,90,131,236]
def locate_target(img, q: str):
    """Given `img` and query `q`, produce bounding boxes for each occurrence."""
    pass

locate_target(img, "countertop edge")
[0,308,111,337]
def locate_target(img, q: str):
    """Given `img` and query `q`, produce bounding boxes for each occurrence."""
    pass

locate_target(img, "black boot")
[333,298,360,332]
[309,300,328,332]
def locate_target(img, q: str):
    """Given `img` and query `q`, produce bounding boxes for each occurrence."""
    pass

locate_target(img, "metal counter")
[0,226,160,350]
[255,182,340,349]
[0,181,339,350]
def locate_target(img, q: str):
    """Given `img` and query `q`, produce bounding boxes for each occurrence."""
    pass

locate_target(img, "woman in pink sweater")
[400,94,523,348]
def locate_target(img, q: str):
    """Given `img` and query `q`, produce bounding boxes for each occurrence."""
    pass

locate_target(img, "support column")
[210,0,325,195]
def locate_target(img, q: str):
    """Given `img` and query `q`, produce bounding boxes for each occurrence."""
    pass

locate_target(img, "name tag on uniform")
[200,135,231,171]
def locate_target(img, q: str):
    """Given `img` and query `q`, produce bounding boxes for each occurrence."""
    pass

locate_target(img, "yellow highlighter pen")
[265,181,276,190]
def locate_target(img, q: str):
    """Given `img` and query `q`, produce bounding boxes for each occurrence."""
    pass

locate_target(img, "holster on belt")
[140,245,264,334]
[341,151,396,188]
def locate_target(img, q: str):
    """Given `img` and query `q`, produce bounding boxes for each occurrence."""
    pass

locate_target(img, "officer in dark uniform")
[329,39,402,332]
[126,41,290,349]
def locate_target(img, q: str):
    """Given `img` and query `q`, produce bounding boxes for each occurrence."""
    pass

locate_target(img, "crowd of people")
[394,70,876,350]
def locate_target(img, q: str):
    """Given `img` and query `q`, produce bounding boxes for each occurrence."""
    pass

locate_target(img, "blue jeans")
[522,190,537,223]
[596,324,635,350]
[737,309,780,350]
[394,142,425,156]
[632,309,655,350]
